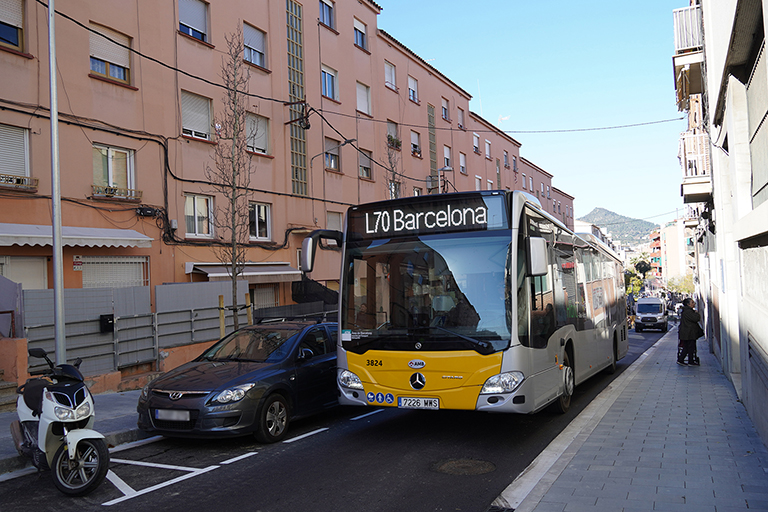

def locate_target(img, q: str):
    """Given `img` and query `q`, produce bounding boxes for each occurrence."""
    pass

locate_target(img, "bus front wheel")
[556,351,574,414]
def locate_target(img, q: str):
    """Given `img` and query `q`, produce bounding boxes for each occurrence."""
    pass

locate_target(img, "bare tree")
[205,27,255,331]
[385,130,402,198]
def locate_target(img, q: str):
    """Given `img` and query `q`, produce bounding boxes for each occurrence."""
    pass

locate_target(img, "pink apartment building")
[0,0,574,308]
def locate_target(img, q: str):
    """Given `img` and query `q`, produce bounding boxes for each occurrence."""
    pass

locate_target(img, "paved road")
[0,330,663,512]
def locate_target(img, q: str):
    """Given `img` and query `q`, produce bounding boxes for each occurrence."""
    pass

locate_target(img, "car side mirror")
[297,348,314,361]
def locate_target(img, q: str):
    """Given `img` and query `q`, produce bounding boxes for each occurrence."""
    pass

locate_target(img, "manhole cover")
[432,458,496,475]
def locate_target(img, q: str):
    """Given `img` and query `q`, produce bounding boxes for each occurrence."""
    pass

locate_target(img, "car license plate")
[398,397,439,410]
[155,409,190,421]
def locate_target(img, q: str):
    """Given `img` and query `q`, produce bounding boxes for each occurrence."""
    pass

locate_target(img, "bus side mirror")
[301,229,343,273]
[527,236,549,277]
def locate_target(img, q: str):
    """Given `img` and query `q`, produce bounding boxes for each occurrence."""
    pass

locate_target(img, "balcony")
[91,184,143,202]
[0,173,38,192]
[672,6,704,111]
[679,131,712,203]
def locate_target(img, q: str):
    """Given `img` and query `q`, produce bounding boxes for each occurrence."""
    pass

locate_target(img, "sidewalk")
[0,389,146,475]
[491,328,768,512]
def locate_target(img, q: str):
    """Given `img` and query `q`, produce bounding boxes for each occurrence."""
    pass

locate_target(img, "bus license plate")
[155,409,190,421]
[398,397,439,410]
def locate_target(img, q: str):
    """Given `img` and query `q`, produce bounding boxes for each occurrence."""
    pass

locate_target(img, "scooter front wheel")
[51,438,109,496]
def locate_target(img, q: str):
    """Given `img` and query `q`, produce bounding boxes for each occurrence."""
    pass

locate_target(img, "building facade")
[0,0,573,313]
[672,0,768,444]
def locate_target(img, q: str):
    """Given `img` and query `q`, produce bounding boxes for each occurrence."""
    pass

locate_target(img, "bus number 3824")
[366,359,383,367]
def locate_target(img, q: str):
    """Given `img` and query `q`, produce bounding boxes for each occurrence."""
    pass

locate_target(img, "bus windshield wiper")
[429,326,494,354]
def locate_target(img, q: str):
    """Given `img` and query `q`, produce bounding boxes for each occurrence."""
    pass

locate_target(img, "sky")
[377,0,688,228]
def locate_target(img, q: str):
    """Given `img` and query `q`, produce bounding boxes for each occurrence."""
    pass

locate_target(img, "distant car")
[634,297,668,333]
[137,320,338,443]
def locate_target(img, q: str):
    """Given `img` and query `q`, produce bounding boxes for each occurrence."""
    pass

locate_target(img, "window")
[475,176,482,191]
[512,156,517,172]
[387,121,399,148]
[541,182,545,195]
[558,201,561,214]
[485,140,491,159]
[504,151,509,168]
[321,65,338,100]
[324,137,340,171]
[473,133,480,153]
[407,75,418,103]
[0,123,29,179]
[529,176,533,190]
[443,145,451,168]
[547,185,550,198]
[89,24,131,83]
[181,91,211,140]
[457,108,465,129]
[327,211,342,242]
[0,0,23,52]
[353,19,367,50]
[487,179,493,190]
[441,97,450,121]
[384,61,396,90]
[179,0,208,42]
[249,202,271,240]
[388,181,400,199]
[92,144,134,195]
[184,194,212,237]
[410,131,421,157]
[244,24,266,68]
[319,0,334,29]
[356,81,370,115]
[459,152,466,174]
[252,284,278,309]
[359,149,372,179]
[246,113,269,154]
[81,256,149,288]
[413,187,422,196]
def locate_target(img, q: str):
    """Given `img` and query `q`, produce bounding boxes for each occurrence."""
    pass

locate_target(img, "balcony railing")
[91,184,143,201]
[679,131,710,179]
[673,6,702,54]
[0,173,38,191]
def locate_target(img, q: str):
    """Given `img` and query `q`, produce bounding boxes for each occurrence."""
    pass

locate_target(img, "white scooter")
[10,348,109,496]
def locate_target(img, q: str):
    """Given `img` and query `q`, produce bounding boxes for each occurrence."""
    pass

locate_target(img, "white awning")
[185,262,302,284]
[0,223,153,248]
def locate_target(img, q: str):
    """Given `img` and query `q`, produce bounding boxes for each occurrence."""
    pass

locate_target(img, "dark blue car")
[137,320,338,443]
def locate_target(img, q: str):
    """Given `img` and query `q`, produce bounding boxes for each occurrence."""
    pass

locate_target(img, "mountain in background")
[577,208,658,247]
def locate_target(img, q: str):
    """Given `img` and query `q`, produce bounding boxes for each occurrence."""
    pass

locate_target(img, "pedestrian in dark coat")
[678,298,704,366]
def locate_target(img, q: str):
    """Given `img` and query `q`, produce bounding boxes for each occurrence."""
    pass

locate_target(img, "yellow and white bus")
[302,190,628,414]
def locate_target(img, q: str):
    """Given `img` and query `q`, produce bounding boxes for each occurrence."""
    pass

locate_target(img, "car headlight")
[338,369,363,390]
[211,383,255,404]
[480,371,525,394]
[140,383,150,399]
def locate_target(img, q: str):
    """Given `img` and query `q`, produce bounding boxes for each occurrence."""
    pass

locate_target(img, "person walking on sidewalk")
[678,298,704,366]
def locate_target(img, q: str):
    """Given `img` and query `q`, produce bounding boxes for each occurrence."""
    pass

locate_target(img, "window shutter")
[0,0,23,28]
[0,123,28,176]
[356,82,369,114]
[353,18,366,33]
[89,24,130,67]
[410,131,418,146]
[247,114,269,153]
[181,91,210,137]
[384,61,395,86]
[179,0,207,33]
[243,24,265,52]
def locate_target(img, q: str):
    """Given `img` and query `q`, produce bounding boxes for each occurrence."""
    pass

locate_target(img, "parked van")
[634,297,668,332]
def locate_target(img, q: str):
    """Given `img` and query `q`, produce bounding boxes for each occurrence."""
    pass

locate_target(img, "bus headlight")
[338,369,364,390]
[480,372,525,394]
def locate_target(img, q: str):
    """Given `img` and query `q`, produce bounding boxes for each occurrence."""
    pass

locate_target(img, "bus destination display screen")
[348,193,508,239]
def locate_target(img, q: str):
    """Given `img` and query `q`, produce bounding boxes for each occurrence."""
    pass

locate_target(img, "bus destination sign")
[349,194,507,239]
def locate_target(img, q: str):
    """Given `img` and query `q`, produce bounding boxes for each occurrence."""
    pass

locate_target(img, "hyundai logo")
[410,372,426,390]
[169,392,184,400]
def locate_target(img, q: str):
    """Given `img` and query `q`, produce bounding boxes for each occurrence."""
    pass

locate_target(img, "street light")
[437,166,452,194]
[309,138,356,223]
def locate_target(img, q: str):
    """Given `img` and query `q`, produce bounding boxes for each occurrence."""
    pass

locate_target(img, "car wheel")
[255,394,290,443]
[556,351,574,414]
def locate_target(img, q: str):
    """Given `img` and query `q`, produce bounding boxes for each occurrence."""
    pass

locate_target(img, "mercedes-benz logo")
[410,372,426,390]
[169,392,184,400]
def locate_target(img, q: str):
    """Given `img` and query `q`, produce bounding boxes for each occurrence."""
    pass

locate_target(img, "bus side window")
[516,228,531,348]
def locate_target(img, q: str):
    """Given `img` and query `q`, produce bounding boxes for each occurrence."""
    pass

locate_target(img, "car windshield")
[341,231,511,355]
[200,325,305,363]
[637,303,663,314]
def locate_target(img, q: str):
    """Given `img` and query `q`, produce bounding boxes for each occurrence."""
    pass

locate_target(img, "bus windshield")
[341,231,512,355]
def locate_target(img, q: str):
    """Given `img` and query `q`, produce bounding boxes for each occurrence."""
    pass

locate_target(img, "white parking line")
[350,409,385,421]
[110,458,201,472]
[220,452,258,465]
[283,428,328,443]
[102,465,219,506]
[105,470,136,497]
